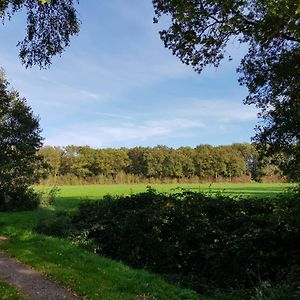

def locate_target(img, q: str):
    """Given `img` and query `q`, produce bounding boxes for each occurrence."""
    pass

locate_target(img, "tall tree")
[177,146,195,177]
[152,0,300,180]
[0,70,43,211]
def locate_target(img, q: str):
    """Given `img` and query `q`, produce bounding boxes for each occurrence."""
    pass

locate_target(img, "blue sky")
[0,0,258,148]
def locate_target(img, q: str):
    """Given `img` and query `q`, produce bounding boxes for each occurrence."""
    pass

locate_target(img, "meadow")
[0,183,295,300]
[37,182,293,209]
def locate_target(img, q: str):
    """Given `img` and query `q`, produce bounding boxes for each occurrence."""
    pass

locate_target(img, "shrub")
[40,185,60,206]
[36,209,73,237]
[38,188,300,293]
[0,186,40,211]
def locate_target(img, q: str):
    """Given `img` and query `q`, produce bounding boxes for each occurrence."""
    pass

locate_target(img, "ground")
[0,183,292,300]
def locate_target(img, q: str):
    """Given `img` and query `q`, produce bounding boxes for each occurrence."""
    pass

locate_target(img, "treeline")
[39,144,284,185]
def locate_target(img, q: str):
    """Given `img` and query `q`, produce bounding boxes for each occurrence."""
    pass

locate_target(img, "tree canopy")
[153,0,300,180]
[38,143,285,185]
[0,0,80,68]
[0,70,43,210]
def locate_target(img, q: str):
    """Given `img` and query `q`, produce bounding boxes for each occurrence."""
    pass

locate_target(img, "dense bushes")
[0,186,40,211]
[37,188,300,293]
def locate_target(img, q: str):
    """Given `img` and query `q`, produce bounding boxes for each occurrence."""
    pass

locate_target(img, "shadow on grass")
[54,197,95,210]
[171,187,285,199]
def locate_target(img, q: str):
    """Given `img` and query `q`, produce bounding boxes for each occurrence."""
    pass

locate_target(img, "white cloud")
[88,112,133,120]
[45,118,203,147]
[174,99,258,123]
[79,90,100,100]
[146,119,204,129]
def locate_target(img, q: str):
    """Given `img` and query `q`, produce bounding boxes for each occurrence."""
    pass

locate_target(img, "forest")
[39,143,283,184]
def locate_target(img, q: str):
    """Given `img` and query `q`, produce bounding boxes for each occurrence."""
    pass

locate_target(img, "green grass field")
[0,183,293,299]
[37,182,293,210]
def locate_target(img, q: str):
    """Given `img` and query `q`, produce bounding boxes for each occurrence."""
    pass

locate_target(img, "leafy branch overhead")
[0,0,80,68]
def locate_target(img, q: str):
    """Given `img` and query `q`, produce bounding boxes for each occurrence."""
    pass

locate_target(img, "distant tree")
[144,146,170,178]
[93,149,115,177]
[109,148,130,178]
[211,147,227,180]
[194,144,214,178]
[219,146,246,180]
[127,147,148,177]
[59,145,77,175]
[39,146,62,177]
[0,0,80,68]
[153,0,300,181]
[36,143,285,183]
[0,70,43,211]
[70,146,93,178]
[231,144,258,178]
[162,148,184,178]
[177,147,195,177]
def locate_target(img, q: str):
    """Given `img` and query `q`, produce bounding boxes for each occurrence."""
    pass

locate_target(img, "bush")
[0,186,40,211]
[36,209,73,237]
[40,185,60,206]
[38,188,300,293]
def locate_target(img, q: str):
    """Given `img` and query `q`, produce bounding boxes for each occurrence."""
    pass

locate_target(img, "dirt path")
[0,250,80,300]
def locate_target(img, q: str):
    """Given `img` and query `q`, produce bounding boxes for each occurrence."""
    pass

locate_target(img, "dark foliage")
[241,47,300,181]
[37,209,73,236]
[0,71,43,211]
[0,0,80,68]
[0,186,39,211]
[39,188,300,293]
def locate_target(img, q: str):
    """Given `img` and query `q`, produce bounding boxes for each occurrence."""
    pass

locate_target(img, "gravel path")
[0,248,80,300]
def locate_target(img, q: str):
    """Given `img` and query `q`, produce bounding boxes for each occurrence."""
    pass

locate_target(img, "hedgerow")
[37,188,300,293]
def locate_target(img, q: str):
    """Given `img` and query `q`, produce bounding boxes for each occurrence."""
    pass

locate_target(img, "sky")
[0,0,258,149]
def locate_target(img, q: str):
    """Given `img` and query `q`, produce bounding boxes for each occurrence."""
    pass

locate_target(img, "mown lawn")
[0,183,294,299]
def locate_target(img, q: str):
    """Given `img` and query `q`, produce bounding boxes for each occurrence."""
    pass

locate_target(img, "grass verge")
[0,210,202,300]
[0,280,25,300]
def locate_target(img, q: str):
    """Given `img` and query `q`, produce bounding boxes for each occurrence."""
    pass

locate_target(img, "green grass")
[0,210,202,300]
[37,182,293,210]
[0,280,25,300]
[0,183,293,299]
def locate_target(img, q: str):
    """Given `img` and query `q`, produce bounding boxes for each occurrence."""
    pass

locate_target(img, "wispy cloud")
[89,112,133,120]
[173,98,258,123]
[45,118,203,147]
